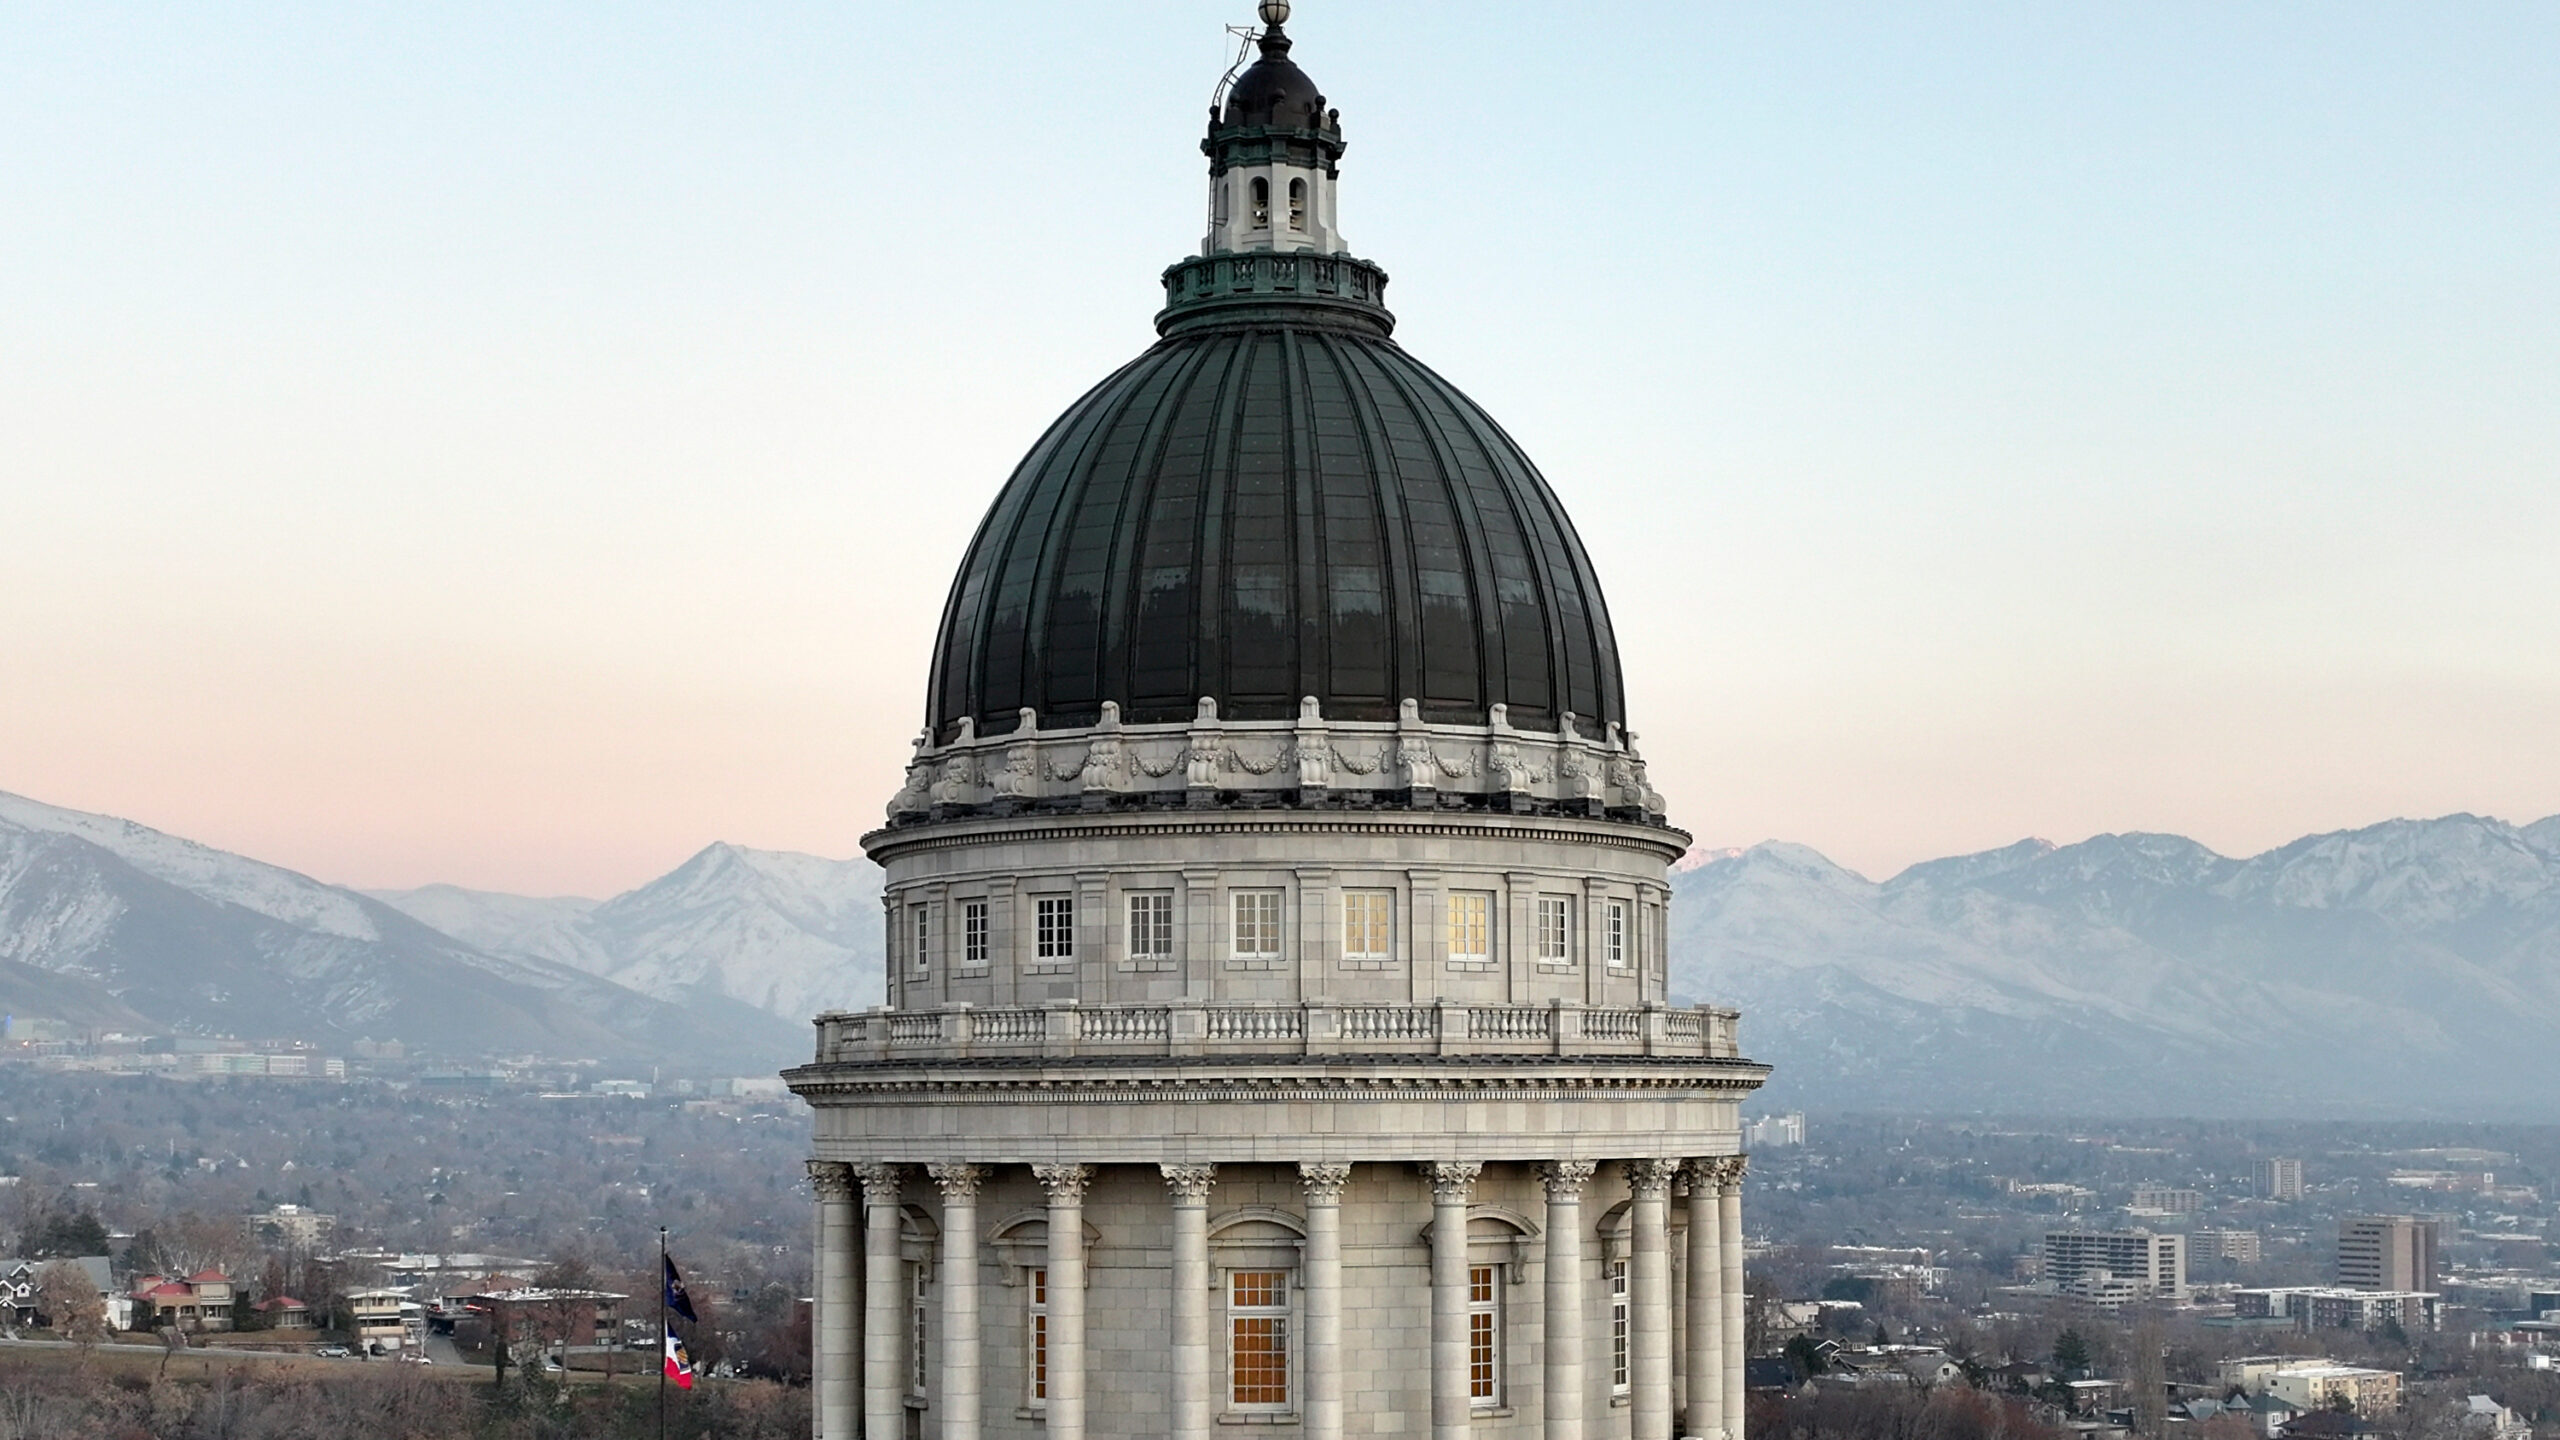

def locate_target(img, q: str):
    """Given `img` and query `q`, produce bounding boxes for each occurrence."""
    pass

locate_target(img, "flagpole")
[657,1226,668,1440]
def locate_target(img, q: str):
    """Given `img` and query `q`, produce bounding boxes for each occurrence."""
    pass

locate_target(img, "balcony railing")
[809,999,1741,1066]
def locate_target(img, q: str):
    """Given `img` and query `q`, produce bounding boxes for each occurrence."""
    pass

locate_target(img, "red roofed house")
[130,1270,236,1331]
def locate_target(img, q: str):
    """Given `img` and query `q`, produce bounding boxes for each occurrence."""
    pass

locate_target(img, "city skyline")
[7,2,2557,896]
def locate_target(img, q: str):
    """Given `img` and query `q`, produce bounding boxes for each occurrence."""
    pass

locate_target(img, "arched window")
[1287,178,1307,230]
[1251,177,1271,228]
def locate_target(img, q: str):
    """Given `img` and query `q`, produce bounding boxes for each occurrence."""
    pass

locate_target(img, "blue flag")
[662,1252,698,1323]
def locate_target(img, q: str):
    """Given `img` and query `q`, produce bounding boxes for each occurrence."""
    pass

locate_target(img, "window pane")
[964,902,990,966]
[1233,1317,1289,1405]
[1448,892,1490,960]
[1038,896,1075,958]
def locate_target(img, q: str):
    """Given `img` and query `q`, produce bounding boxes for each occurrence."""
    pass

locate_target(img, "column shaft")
[1301,1164,1352,1440]
[1165,1165,1218,1440]
[857,1164,906,1440]
[1035,1165,1093,1440]
[1541,1163,1597,1440]
[1684,1163,1724,1440]
[1721,1160,1750,1440]
[929,1165,986,1440]
[1629,1159,1678,1440]
[811,1163,858,1440]
[1429,1162,1482,1440]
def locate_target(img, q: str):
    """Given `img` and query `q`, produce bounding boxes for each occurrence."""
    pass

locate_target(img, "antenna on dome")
[1211,2,1290,113]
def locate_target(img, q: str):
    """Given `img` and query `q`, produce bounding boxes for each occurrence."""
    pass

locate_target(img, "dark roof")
[926,305,1627,742]
[1221,26,1327,130]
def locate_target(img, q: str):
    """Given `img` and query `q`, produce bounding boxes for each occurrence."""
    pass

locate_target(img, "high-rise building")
[2191,1229,2263,1264]
[784,7,1768,1440]
[2042,1230,2188,1302]
[2338,1216,2438,1293]
[2130,1188,2201,1214]
[2256,1158,2305,1201]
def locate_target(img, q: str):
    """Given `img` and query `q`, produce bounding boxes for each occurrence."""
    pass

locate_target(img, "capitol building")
[787,7,1767,1439]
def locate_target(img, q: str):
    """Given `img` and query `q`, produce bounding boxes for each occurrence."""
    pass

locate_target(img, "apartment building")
[2256,1158,2306,1201]
[2340,1215,2439,1292]
[2193,1229,2263,1263]
[2043,1230,2188,1302]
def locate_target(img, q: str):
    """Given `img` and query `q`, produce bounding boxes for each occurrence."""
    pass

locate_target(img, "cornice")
[863,807,1690,866]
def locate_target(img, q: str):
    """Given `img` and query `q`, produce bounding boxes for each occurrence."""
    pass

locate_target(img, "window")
[1609,1258,1630,1394]
[1036,896,1075,960]
[1250,177,1271,228]
[1287,177,1307,230]
[1232,890,1283,962]
[910,904,932,979]
[1028,1267,1049,1405]
[1127,891,1174,962]
[1606,900,1629,970]
[1448,891,1492,963]
[964,901,989,968]
[1536,896,1572,966]
[911,1264,929,1397]
[1230,1270,1290,1409]
[1468,1264,1501,1407]
[1342,890,1392,962]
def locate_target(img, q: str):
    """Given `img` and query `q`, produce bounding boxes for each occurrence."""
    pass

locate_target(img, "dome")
[924,281,1628,745]
[1220,27,1329,130]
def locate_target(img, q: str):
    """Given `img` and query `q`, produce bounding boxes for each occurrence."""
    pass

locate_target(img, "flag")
[663,1331,695,1390]
[662,1252,698,1323]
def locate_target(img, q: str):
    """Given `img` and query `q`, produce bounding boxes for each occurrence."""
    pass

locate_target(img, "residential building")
[2195,1230,2264,1263]
[1744,1113,1805,1148]
[2340,1216,2439,1292]
[2044,1230,2188,1301]
[2060,1271,2147,1312]
[2265,1365,2402,1418]
[342,1287,422,1354]
[2461,1396,2532,1440]
[460,1287,625,1351]
[252,1296,316,1330]
[129,1270,236,1331]
[2233,1287,2437,1334]
[241,1203,335,1252]
[0,1256,116,1329]
[2131,1188,2201,1215]
[2257,1159,2306,1202]
[784,10,1764,1440]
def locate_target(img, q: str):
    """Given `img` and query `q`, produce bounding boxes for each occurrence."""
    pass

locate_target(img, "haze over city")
[7,2,2555,897]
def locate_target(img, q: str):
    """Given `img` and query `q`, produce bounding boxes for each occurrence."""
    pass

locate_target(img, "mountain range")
[7,784,2556,1115]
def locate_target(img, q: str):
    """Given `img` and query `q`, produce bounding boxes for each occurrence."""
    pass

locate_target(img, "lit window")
[1448,892,1492,962]
[1036,897,1075,960]
[1250,177,1271,228]
[1128,891,1174,961]
[1287,177,1307,230]
[964,901,989,967]
[1342,890,1393,962]
[1232,890,1283,961]
[910,904,932,978]
[1606,900,1629,971]
[1468,1264,1501,1406]
[911,1264,929,1396]
[1028,1267,1049,1405]
[1230,1269,1291,1409]
[1609,1258,1630,1394]
[1536,896,1572,966]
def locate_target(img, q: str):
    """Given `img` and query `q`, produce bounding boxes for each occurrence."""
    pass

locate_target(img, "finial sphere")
[1258,0,1290,26]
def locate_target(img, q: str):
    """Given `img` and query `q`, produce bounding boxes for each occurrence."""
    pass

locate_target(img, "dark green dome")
[924,263,1629,745]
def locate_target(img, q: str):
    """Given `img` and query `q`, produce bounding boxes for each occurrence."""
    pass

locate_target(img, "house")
[0,1257,122,1331]
[129,1270,235,1332]
[2279,1411,2378,1440]
[2462,1396,2532,1440]
[1992,1360,2055,1393]
[342,1287,422,1354]
[252,1295,316,1330]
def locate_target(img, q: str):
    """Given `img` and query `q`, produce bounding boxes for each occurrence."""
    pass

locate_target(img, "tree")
[1785,1334,1831,1379]
[2053,1328,2093,1379]
[32,1263,107,1351]
[29,1211,108,1259]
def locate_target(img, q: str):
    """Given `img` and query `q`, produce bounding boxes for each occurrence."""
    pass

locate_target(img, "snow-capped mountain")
[372,844,884,1021]
[0,791,803,1067]
[1673,813,2560,1117]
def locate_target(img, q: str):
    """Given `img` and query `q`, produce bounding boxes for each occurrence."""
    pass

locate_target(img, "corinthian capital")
[806,1160,854,1201]
[1161,1163,1218,1205]
[851,1162,904,1204]
[1625,1157,1680,1199]
[1537,1160,1599,1200]
[1032,1163,1094,1204]
[1297,1162,1353,1206]
[1427,1161,1483,1203]
[926,1162,988,1200]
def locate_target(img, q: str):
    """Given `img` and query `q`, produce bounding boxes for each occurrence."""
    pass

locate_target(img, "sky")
[5,2,2557,898]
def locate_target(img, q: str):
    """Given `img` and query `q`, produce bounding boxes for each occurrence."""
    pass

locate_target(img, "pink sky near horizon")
[6,4,2556,899]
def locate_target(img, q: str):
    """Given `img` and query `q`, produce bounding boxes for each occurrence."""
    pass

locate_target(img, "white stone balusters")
[927,1164,987,1440]
[1720,1157,1750,1440]
[1163,1163,1219,1440]
[1428,1161,1483,1440]
[809,1162,859,1440]
[1682,1160,1725,1440]
[1033,1164,1095,1440]
[1300,1163,1353,1440]
[1627,1159,1679,1440]
[853,1163,907,1440]
[1539,1162,1598,1440]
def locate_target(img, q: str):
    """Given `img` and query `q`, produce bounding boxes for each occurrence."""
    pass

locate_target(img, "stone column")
[928,1164,987,1440]
[1163,1164,1219,1440]
[855,1163,907,1440]
[1539,1162,1597,1440]
[1429,1161,1483,1440]
[1627,1159,1679,1440]
[1034,1164,1094,1440]
[1300,1163,1353,1440]
[810,1161,858,1440]
[1682,1161,1724,1440]
[1720,1157,1750,1440]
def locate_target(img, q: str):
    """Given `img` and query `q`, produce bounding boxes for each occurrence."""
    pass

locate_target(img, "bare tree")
[30,1263,106,1352]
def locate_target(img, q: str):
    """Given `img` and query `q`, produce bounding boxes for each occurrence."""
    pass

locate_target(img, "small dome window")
[1251,177,1271,229]
[1288,178,1307,230]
